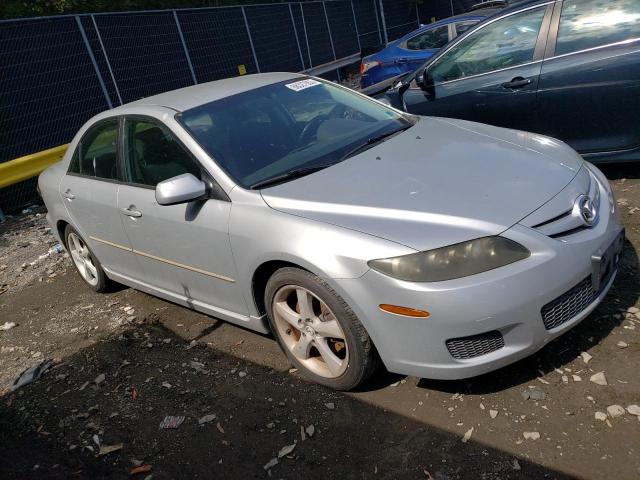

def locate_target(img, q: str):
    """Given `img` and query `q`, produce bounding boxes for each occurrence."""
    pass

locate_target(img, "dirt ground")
[1,165,639,480]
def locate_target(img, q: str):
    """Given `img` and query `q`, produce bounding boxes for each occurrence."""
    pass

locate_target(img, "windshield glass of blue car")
[177,78,414,189]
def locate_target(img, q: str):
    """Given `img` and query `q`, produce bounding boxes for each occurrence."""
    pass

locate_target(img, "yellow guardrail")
[0,144,69,189]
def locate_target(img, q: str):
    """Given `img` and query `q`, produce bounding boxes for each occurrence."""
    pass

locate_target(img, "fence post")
[350,0,362,53]
[416,3,421,25]
[91,14,123,105]
[450,0,455,16]
[241,6,260,73]
[289,3,305,71]
[300,3,313,68]
[75,16,112,109]
[173,10,197,84]
[322,2,337,61]
[377,0,388,45]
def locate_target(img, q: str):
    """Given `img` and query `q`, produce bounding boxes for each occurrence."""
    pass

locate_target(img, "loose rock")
[590,372,607,386]
[625,405,640,416]
[523,431,540,440]
[595,411,607,421]
[580,352,592,364]
[606,405,625,418]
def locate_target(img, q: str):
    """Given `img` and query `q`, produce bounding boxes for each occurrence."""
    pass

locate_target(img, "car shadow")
[599,162,640,180]
[0,321,576,480]
[415,238,639,395]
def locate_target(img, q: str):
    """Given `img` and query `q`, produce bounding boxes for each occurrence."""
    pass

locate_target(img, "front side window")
[406,25,449,50]
[430,7,546,83]
[556,0,640,56]
[178,78,413,189]
[123,118,202,187]
[68,119,119,180]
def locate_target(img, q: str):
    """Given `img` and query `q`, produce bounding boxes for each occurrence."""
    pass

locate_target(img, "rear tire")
[264,267,378,390]
[64,225,110,293]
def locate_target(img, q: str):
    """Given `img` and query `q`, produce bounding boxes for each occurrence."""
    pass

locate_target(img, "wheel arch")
[251,260,311,317]
[56,219,70,247]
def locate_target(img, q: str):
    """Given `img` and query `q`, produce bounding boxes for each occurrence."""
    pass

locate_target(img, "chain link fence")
[0,0,422,214]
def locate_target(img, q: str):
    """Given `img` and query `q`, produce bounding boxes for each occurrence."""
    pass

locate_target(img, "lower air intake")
[541,276,595,330]
[446,331,505,360]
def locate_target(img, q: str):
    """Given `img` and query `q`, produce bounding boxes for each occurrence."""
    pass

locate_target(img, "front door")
[59,117,138,278]
[403,4,552,131]
[117,115,248,317]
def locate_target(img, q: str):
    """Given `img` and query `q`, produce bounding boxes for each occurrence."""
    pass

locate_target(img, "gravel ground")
[0,165,639,479]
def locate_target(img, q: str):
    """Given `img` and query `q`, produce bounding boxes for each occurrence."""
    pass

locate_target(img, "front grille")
[541,277,596,330]
[446,331,505,359]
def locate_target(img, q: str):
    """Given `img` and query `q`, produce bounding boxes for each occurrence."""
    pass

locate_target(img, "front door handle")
[502,77,532,89]
[62,189,75,200]
[396,58,409,64]
[120,206,142,218]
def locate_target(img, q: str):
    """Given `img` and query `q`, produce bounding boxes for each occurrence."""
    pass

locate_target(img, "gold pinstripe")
[89,235,235,283]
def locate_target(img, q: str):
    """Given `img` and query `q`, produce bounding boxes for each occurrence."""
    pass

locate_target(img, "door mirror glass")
[155,173,207,206]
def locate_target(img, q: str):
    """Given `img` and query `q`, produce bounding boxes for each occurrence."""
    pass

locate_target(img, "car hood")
[261,117,583,252]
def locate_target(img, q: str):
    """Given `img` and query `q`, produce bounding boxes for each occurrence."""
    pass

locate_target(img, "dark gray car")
[384,0,640,163]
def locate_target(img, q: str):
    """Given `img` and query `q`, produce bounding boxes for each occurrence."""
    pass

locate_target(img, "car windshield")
[177,78,414,189]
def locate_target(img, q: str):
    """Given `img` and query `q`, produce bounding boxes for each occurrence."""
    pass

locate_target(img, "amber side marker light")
[379,304,431,318]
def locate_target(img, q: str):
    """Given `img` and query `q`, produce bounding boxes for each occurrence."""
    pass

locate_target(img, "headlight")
[368,236,530,282]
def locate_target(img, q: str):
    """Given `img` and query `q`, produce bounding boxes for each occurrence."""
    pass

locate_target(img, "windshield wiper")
[338,126,411,162]
[250,163,335,190]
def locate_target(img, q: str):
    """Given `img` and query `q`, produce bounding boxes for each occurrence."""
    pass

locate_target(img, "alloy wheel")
[272,285,349,378]
[67,232,99,287]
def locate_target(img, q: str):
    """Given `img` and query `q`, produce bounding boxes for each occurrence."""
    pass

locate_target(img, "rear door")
[403,3,553,131]
[59,118,138,278]
[535,0,640,155]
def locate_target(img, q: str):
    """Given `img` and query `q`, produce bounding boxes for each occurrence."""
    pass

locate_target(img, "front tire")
[264,267,378,390]
[64,225,110,293]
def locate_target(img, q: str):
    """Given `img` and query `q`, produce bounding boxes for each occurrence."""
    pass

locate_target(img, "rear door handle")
[502,77,532,89]
[396,58,408,64]
[62,189,75,200]
[120,206,142,218]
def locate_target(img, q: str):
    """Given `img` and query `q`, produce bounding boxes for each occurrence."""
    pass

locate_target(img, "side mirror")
[417,68,435,99]
[156,173,207,206]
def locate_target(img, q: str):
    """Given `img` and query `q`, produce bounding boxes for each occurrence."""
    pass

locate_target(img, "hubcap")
[68,232,99,287]
[272,285,348,379]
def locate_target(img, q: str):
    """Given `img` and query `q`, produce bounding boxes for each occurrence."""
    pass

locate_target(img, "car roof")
[110,72,303,113]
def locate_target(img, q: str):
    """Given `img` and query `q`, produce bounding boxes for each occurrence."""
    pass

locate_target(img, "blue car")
[359,7,501,90]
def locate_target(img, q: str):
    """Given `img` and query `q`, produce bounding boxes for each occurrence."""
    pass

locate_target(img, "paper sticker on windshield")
[285,79,321,92]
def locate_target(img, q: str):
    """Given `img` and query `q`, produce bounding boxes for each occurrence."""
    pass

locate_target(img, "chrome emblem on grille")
[575,194,597,226]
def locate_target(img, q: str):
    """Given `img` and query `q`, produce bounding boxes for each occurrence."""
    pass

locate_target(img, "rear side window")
[123,118,202,187]
[556,0,640,56]
[68,119,119,181]
[406,25,449,50]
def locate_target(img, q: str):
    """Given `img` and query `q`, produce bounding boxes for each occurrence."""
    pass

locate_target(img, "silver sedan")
[39,72,624,390]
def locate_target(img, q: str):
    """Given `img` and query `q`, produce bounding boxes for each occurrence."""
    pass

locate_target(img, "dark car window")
[123,118,202,187]
[68,119,119,181]
[454,20,479,37]
[178,78,413,189]
[556,0,640,56]
[406,25,449,50]
[430,7,546,83]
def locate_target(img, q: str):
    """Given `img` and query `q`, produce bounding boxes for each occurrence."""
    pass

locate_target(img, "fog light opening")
[379,304,430,318]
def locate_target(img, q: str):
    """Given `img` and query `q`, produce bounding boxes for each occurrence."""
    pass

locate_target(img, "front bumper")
[333,193,623,380]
